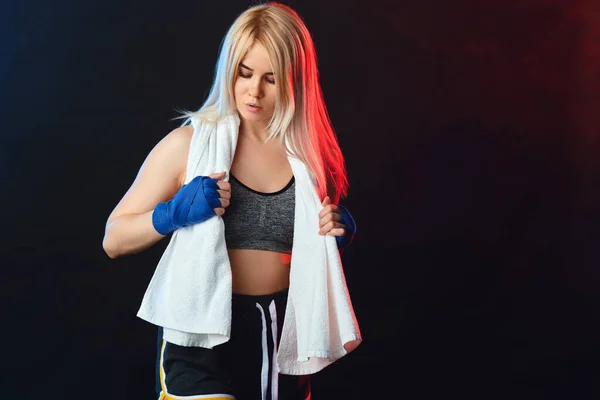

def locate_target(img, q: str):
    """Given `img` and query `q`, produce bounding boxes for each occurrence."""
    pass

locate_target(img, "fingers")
[319,211,342,227]
[208,172,231,191]
[326,228,346,237]
[218,198,230,208]
[318,196,344,235]
[216,180,231,192]
[208,172,231,212]
[212,189,230,210]
[217,189,231,200]
[206,172,230,191]
[208,171,227,180]
[318,221,346,236]
[318,203,339,219]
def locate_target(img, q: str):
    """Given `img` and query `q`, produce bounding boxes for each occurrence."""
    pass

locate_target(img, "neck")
[239,118,270,143]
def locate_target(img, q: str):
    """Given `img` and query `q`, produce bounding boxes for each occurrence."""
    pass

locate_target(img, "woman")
[103,3,359,399]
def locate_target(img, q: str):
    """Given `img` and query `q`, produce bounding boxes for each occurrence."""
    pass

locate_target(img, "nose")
[248,78,263,99]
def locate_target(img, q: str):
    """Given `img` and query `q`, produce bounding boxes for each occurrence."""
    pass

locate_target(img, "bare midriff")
[228,249,292,295]
[227,130,295,296]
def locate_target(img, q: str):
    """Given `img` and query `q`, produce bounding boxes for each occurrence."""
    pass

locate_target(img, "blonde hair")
[179,2,348,200]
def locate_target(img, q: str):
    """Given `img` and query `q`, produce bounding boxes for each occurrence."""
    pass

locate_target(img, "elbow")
[102,236,121,259]
[105,249,119,259]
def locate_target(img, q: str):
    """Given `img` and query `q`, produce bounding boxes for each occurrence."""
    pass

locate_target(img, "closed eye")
[238,70,252,79]
[238,64,275,84]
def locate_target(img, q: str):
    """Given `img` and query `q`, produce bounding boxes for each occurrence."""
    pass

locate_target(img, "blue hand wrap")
[336,204,356,250]
[152,176,221,235]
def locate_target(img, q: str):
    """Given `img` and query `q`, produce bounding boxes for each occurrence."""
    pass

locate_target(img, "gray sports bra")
[223,174,295,254]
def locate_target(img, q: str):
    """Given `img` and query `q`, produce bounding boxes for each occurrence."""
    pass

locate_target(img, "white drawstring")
[256,300,280,400]
[256,303,269,400]
[269,300,279,400]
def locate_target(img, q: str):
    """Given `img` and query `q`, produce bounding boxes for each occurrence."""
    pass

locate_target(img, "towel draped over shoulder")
[137,108,361,375]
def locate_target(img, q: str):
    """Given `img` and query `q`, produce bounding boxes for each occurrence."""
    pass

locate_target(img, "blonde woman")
[103,3,359,399]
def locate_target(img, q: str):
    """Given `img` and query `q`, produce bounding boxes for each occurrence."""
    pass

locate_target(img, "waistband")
[232,288,289,309]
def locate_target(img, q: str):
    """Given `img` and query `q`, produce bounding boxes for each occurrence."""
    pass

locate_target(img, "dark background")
[2,0,599,399]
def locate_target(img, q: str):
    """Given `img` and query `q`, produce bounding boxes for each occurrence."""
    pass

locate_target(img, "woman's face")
[234,42,277,127]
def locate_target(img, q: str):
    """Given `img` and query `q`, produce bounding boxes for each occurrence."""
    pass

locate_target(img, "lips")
[245,103,263,113]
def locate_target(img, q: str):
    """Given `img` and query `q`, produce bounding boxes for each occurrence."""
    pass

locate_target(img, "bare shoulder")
[106,124,195,224]
[159,124,194,156]
[168,124,194,142]
[154,124,194,185]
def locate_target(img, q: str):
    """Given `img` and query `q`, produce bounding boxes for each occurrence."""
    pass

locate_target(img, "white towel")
[137,108,361,374]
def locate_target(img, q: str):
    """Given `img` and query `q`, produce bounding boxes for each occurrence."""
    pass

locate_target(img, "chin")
[239,112,261,121]
[238,109,271,123]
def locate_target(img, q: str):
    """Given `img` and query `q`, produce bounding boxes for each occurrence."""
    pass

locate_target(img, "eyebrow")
[239,62,274,75]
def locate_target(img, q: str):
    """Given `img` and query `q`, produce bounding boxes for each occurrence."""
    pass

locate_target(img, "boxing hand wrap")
[152,176,221,235]
[335,204,356,251]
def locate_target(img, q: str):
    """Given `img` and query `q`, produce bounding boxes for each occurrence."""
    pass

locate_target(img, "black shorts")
[156,289,311,400]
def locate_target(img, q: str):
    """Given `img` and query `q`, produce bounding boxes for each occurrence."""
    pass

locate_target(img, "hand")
[207,171,231,217]
[318,196,346,236]
[152,171,230,235]
[318,196,357,251]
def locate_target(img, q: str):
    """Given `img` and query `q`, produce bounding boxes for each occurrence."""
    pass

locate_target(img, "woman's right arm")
[102,125,194,259]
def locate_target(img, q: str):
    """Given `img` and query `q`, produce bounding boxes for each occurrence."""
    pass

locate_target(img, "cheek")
[234,81,243,100]
[234,79,250,98]
[266,87,277,106]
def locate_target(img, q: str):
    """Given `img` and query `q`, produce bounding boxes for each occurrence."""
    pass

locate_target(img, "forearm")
[103,210,165,259]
